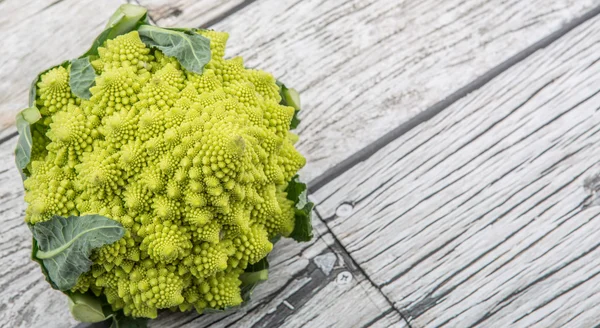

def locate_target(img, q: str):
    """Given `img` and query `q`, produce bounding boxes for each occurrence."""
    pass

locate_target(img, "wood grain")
[0,130,403,327]
[135,0,248,28]
[200,0,598,181]
[0,0,126,134]
[313,13,600,328]
[3,0,600,327]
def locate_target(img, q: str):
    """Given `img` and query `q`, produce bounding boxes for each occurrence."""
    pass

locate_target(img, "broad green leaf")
[28,75,37,107]
[138,25,211,74]
[277,81,302,129]
[83,4,148,57]
[240,256,269,302]
[32,215,125,290]
[69,57,96,99]
[285,175,314,242]
[270,235,282,244]
[68,293,110,323]
[15,107,41,179]
[282,87,301,111]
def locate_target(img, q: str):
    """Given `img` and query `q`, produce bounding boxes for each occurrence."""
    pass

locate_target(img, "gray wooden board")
[204,0,598,181]
[0,133,403,327]
[312,12,600,328]
[135,0,247,28]
[0,0,125,135]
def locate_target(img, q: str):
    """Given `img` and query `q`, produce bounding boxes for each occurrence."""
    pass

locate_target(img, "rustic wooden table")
[2,0,600,327]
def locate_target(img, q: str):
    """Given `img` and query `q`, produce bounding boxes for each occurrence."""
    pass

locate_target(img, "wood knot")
[582,173,600,209]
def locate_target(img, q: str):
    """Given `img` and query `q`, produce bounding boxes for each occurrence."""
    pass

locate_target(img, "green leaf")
[239,256,269,302]
[245,256,269,272]
[239,269,269,287]
[31,235,60,290]
[285,175,314,242]
[137,25,211,74]
[82,4,148,58]
[68,293,110,323]
[110,312,148,328]
[32,215,125,290]
[69,57,96,99]
[18,61,71,180]
[277,81,302,129]
[14,107,41,179]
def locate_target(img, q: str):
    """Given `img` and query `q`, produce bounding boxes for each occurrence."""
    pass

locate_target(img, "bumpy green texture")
[23,30,306,318]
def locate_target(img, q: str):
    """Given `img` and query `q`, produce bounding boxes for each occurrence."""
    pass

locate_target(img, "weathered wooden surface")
[0,0,123,136]
[3,0,600,327]
[313,13,600,328]
[135,0,248,28]
[207,0,597,181]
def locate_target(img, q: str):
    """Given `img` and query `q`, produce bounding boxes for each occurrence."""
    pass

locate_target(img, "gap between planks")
[313,206,413,328]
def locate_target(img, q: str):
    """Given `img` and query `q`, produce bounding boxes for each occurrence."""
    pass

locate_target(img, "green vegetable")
[69,57,96,99]
[15,107,41,179]
[17,3,313,325]
[32,215,125,290]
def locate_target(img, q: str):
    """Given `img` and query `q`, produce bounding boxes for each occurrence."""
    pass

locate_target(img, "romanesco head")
[24,30,306,317]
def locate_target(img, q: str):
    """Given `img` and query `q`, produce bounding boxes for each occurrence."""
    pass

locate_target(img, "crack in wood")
[312,208,413,328]
[0,131,17,147]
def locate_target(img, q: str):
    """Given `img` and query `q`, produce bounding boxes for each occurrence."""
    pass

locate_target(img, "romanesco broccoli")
[18,5,312,323]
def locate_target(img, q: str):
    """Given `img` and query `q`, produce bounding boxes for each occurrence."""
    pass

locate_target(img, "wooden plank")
[313,13,600,327]
[196,0,599,181]
[0,131,403,327]
[135,0,248,28]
